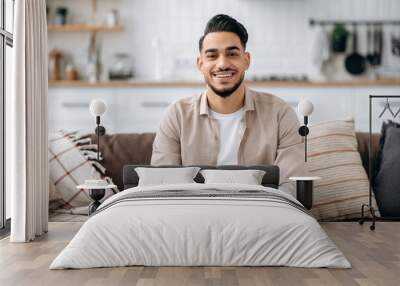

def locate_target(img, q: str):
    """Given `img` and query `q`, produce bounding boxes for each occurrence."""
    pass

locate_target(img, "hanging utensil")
[391,25,400,57]
[345,24,367,75]
[366,24,375,64]
[376,24,383,66]
[371,24,383,66]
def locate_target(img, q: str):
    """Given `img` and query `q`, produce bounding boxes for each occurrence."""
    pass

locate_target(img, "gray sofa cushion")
[374,126,400,217]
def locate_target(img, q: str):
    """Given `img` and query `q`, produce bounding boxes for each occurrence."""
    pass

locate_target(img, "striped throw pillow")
[49,131,118,211]
[307,119,380,220]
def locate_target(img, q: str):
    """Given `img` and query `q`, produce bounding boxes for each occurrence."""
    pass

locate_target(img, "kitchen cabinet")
[48,88,118,134]
[48,81,400,135]
[114,88,201,133]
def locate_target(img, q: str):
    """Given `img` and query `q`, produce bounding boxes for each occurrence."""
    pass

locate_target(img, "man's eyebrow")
[204,46,241,54]
[225,46,240,51]
[204,48,218,54]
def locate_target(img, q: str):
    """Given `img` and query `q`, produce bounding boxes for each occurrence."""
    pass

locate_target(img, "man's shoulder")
[250,89,286,104]
[174,93,200,108]
[249,88,291,109]
[164,93,201,118]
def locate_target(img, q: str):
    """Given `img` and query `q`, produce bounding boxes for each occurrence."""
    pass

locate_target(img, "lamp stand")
[296,180,313,209]
[85,116,107,215]
[298,116,309,162]
[94,115,106,162]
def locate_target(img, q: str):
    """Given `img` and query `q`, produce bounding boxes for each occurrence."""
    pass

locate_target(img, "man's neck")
[206,84,246,114]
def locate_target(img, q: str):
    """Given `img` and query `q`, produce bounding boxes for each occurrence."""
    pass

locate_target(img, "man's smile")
[212,70,237,81]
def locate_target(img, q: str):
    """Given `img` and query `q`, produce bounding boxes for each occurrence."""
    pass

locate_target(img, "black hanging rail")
[359,95,400,231]
[309,19,400,26]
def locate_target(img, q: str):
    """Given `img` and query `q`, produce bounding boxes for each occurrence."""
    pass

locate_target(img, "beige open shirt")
[151,87,306,196]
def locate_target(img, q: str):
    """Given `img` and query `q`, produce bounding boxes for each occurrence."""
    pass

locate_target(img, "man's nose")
[216,55,230,69]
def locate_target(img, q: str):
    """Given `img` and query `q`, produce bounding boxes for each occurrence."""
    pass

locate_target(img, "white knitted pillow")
[48,131,118,211]
[135,167,200,186]
[200,169,266,185]
[308,119,380,220]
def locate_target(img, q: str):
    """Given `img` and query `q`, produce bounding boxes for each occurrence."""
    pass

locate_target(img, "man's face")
[197,32,250,97]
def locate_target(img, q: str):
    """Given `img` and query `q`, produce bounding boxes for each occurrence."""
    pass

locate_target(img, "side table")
[289,177,321,210]
[76,184,117,215]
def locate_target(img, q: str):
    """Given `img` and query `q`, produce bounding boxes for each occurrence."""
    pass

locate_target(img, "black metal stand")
[95,115,106,162]
[298,116,309,162]
[85,115,107,216]
[88,189,106,215]
[359,95,400,230]
[296,180,313,210]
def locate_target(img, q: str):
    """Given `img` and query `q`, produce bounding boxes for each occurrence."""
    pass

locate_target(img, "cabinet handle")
[62,102,90,108]
[141,102,170,108]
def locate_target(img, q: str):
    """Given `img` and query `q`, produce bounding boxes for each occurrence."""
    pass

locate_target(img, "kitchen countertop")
[48,79,400,88]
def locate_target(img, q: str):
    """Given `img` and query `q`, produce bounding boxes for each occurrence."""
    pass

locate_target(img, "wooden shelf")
[48,79,400,88]
[48,80,204,88]
[48,24,124,32]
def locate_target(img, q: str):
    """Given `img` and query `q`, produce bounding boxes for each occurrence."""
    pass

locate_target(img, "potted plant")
[331,24,349,53]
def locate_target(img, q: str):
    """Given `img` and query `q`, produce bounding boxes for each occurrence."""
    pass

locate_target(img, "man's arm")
[274,104,307,197]
[151,105,182,165]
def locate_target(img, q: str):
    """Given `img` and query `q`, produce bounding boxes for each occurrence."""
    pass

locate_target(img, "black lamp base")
[296,180,313,210]
[88,189,105,215]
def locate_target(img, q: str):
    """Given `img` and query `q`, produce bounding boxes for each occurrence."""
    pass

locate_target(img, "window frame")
[0,0,14,232]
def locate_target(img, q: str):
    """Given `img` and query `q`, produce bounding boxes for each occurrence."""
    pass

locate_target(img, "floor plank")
[0,222,399,286]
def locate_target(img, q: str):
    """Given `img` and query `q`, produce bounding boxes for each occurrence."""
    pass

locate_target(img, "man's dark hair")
[199,14,248,51]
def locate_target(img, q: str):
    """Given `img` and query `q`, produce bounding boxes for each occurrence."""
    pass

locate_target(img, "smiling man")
[151,14,305,195]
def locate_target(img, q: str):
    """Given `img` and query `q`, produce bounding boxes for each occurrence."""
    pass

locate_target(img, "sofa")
[90,132,380,192]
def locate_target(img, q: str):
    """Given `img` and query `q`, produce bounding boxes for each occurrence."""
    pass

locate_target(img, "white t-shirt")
[210,108,244,165]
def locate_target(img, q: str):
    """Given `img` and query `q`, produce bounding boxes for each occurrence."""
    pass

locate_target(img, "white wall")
[47,0,400,81]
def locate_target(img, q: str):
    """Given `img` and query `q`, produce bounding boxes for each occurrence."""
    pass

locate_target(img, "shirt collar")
[199,86,255,116]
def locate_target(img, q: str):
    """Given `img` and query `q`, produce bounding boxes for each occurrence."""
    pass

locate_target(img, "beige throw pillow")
[308,119,380,220]
[49,131,118,210]
[200,169,266,185]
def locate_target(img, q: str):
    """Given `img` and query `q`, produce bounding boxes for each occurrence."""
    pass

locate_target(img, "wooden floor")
[0,222,399,286]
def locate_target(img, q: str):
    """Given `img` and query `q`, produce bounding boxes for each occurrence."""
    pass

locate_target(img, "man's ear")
[196,55,203,71]
[244,51,251,70]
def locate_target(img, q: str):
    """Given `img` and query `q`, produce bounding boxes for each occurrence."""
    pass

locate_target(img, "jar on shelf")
[106,9,119,27]
[55,7,68,25]
[108,53,134,80]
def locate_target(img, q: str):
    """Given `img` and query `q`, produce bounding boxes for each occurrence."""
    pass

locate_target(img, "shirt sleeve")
[150,104,182,165]
[274,104,308,197]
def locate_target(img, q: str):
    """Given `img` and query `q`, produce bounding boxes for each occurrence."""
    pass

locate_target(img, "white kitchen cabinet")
[48,84,400,135]
[114,87,203,133]
[48,88,118,134]
[252,86,355,124]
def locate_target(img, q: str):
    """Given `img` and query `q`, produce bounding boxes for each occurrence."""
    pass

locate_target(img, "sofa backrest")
[92,132,380,190]
[356,132,380,180]
[90,133,155,190]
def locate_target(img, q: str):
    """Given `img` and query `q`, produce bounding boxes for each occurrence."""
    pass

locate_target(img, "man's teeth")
[214,72,234,78]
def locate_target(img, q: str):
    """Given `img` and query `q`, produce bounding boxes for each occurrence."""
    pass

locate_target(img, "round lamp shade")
[297,99,314,116]
[89,99,107,117]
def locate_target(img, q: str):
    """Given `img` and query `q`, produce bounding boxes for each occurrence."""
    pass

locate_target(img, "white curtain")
[8,0,49,242]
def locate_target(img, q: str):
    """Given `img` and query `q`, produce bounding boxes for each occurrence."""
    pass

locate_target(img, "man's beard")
[206,72,245,98]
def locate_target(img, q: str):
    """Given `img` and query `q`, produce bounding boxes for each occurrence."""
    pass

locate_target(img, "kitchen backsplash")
[47,0,400,81]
